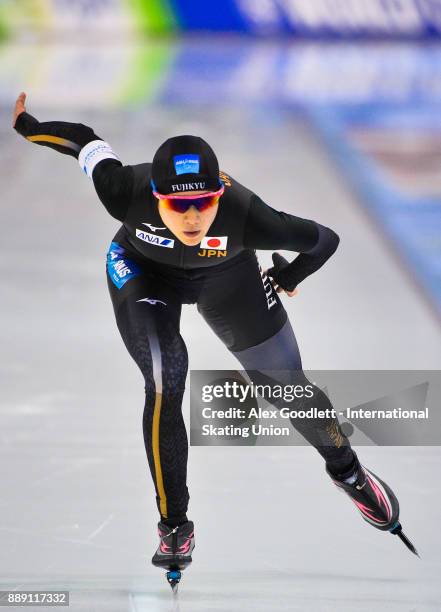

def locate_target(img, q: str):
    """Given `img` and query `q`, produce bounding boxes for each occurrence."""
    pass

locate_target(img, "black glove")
[14,111,101,158]
[266,252,298,292]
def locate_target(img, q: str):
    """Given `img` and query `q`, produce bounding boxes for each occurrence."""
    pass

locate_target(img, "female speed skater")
[13,92,417,588]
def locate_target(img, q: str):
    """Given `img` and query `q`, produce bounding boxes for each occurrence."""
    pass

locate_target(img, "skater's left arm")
[243,194,340,294]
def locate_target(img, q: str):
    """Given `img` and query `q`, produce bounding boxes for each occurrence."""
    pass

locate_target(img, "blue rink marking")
[311,107,441,319]
[106,242,142,289]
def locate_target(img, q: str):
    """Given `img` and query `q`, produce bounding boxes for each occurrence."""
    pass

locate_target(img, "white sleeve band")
[78,140,120,179]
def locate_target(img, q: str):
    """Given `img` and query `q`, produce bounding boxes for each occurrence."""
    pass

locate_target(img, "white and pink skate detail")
[157,526,194,555]
[178,532,194,554]
[335,466,394,527]
[160,540,171,553]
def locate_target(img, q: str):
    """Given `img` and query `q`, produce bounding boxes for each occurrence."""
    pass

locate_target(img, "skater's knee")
[160,334,189,396]
[142,335,188,406]
[233,320,302,373]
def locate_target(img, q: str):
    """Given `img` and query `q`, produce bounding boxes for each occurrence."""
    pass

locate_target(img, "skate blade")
[397,530,420,557]
[390,522,420,557]
[166,569,182,593]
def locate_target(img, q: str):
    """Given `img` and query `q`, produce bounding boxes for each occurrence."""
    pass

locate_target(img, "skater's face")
[156,190,220,246]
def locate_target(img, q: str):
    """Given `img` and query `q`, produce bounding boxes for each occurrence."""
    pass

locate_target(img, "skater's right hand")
[13,92,27,128]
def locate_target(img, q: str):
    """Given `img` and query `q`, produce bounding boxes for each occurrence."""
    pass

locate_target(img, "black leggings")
[106,240,353,524]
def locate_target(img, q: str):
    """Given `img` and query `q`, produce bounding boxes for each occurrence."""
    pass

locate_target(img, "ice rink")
[1,37,441,611]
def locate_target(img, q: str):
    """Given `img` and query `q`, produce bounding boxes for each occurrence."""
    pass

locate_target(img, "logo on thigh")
[137,298,167,306]
[259,265,278,310]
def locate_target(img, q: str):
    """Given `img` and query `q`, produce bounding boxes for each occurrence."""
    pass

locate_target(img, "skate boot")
[327,452,399,530]
[152,520,195,590]
[327,452,418,556]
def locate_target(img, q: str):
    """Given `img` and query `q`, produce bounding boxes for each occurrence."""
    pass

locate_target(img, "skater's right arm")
[13,92,133,222]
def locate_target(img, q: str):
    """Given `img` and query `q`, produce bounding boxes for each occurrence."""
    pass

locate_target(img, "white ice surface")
[1,97,440,611]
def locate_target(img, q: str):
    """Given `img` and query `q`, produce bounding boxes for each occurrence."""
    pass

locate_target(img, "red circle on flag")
[207,238,221,247]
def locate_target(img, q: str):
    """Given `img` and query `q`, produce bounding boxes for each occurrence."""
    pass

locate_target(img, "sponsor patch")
[174,153,200,175]
[136,229,175,248]
[171,181,206,192]
[200,236,228,250]
[79,140,120,179]
[106,242,141,289]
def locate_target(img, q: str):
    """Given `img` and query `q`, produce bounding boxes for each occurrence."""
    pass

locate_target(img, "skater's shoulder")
[131,161,153,177]
[130,162,153,194]
[219,170,255,204]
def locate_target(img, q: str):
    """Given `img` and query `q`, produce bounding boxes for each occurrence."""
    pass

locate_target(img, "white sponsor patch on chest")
[136,229,174,248]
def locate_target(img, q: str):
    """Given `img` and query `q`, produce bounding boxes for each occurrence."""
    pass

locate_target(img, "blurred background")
[1,1,441,611]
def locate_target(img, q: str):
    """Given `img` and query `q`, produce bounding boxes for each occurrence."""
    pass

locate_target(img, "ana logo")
[200,236,228,250]
[142,223,166,233]
[136,229,174,248]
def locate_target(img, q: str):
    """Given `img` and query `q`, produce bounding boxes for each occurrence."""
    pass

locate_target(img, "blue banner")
[170,0,441,37]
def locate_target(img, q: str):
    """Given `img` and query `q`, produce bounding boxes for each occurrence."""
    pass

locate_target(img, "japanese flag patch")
[200,236,228,250]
